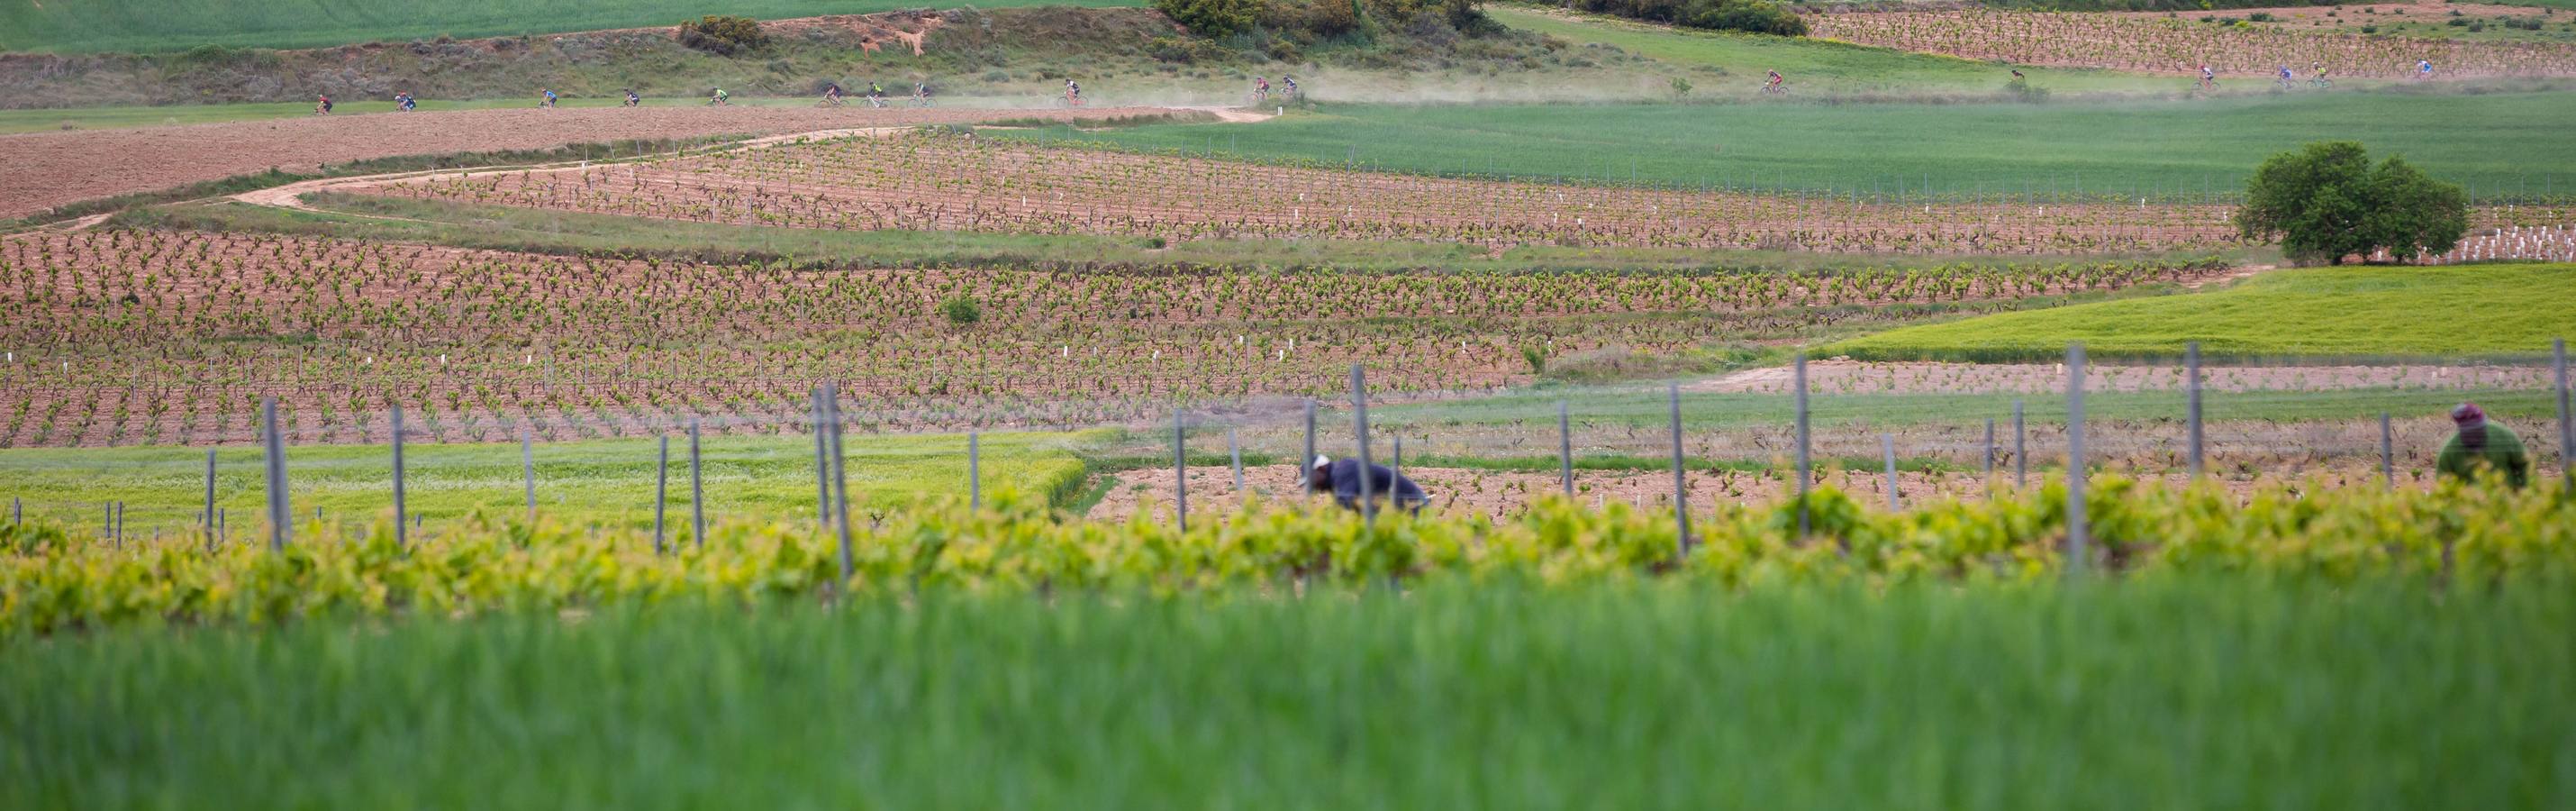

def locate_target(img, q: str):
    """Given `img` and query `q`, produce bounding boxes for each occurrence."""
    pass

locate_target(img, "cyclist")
[2010,68,2025,80]
[709,87,730,105]
[315,94,333,114]
[1282,75,1299,97]
[2310,61,2329,87]
[821,81,845,106]
[2198,63,2216,91]
[913,80,932,106]
[1254,75,1270,104]
[1764,69,1783,94]
[624,88,641,107]
[1065,78,1083,105]
[864,81,884,107]
[2275,65,2293,89]
[2417,59,2434,79]
[395,91,416,112]
[540,87,558,109]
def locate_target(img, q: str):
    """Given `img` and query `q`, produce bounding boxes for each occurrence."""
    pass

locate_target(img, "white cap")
[1311,455,1331,469]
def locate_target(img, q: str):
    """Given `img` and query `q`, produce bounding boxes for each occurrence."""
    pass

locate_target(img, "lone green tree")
[2236,141,2469,266]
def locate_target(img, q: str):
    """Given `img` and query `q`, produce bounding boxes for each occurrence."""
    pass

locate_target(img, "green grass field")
[1824,264,2576,362]
[7,579,2570,809]
[1487,5,2177,96]
[1368,384,2570,434]
[1016,90,2576,202]
[0,0,1145,54]
[0,429,1101,535]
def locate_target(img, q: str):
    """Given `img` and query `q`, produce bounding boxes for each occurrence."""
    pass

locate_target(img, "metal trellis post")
[522,429,537,525]
[2557,338,2572,477]
[1351,365,1374,524]
[392,404,407,548]
[2065,344,2089,574]
[689,417,705,549]
[1174,409,1189,533]
[2381,413,2394,489]
[1228,427,1243,492]
[653,435,668,556]
[1668,382,1691,556]
[203,449,217,545]
[2013,399,2027,489]
[828,383,854,588]
[262,396,287,551]
[1983,418,1996,482]
[1794,352,1811,536]
[2186,342,2204,478]
[1882,433,1900,511]
[1559,400,1574,497]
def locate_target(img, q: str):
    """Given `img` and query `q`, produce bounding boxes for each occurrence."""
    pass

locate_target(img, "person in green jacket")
[2435,403,2531,488]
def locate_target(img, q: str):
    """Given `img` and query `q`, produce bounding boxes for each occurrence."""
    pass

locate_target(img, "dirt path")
[0,105,1202,221]
[222,109,1274,215]
[229,126,924,212]
[2185,263,2270,289]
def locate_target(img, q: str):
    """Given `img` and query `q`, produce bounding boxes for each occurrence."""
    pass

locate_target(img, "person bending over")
[1305,455,1430,515]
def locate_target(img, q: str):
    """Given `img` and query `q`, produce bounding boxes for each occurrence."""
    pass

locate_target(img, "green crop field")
[0,429,1099,533]
[1369,385,2570,433]
[7,580,2571,808]
[1823,264,2576,362]
[0,0,1146,54]
[1016,90,2576,202]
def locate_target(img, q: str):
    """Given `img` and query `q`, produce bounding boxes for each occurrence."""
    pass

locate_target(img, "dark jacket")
[1311,459,1429,513]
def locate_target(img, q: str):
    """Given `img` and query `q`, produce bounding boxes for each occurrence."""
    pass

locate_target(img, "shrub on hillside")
[1572,0,1807,37]
[1147,34,1228,63]
[1373,0,1486,29]
[1156,0,1263,38]
[677,15,769,55]
[1260,0,1364,39]
[1683,0,1804,36]
[2236,141,2469,266]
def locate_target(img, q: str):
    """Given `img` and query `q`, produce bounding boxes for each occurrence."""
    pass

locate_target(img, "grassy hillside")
[0,0,1144,54]
[0,5,1597,110]
[1487,5,2174,96]
[0,7,1197,109]
[1822,264,2576,362]
[10,580,2571,808]
[0,429,1101,532]
[1021,90,2576,202]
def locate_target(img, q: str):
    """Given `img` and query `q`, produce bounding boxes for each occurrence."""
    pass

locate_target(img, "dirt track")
[0,105,1185,220]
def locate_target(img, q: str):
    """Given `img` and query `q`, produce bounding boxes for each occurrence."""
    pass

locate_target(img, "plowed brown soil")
[0,105,1184,220]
